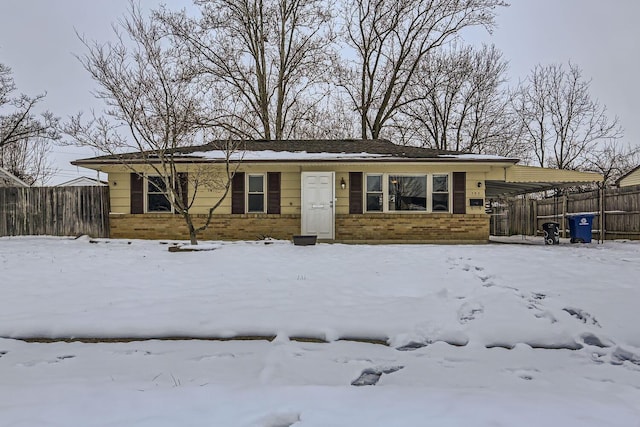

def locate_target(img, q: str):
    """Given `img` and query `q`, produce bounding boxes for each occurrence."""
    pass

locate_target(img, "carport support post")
[531,199,537,236]
[561,194,568,238]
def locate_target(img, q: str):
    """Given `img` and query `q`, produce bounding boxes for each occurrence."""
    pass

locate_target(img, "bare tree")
[289,93,357,139]
[513,62,622,170]
[0,63,59,183]
[584,139,640,186]
[158,0,335,140]
[399,44,521,156]
[0,136,56,185]
[339,0,507,140]
[65,3,242,245]
[398,45,469,149]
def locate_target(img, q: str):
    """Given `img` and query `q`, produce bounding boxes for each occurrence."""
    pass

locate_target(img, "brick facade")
[109,213,301,241]
[335,214,489,243]
[109,213,489,243]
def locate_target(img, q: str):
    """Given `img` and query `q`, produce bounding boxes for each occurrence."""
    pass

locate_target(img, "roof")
[56,176,108,187]
[0,166,29,187]
[69,139,606,198]
[72,139,519,165]
[485,165,603,197]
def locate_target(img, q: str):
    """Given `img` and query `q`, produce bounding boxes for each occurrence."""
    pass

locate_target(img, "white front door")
[301,172,335,239]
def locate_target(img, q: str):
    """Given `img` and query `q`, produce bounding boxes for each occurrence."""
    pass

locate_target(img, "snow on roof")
[72,139,521,166]
[438,154,513,160]
[188,150,390,161]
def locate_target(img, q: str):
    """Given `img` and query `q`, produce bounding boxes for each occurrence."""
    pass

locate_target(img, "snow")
[188,150,389,161]
[185,150,514,161]
[565,211,598,217]
[438,153,512,160]
[1,236,640,426]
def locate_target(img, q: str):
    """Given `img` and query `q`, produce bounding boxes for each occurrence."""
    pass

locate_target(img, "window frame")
[365,173,384,212]
[246,173,266,213]
[388,174,428,212]
[431,174,450,212]
[145,175,173,213]
[363,172,452,214]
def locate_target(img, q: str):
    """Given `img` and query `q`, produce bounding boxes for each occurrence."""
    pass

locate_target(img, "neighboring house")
[72,139,603,243]
[615,165,640,188]
[0,166,29,187]
[57,176,108,187]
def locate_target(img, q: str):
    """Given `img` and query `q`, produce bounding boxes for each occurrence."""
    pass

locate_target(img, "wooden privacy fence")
[0,186,110,238]
[492,185,640,240]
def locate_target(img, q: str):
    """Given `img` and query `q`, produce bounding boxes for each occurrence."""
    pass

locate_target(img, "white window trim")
[365,173,384,212]
[364,173,452,214]
[145,175,174,214]
[431,174,451,213]
[246,173,266,213]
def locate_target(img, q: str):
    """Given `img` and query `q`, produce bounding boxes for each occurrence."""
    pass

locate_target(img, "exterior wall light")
[340,177,347,190]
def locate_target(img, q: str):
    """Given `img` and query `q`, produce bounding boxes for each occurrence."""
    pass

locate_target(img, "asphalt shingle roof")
[72,139,517,164]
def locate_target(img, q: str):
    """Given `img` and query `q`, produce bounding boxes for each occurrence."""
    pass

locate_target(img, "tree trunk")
[183,212,198,245]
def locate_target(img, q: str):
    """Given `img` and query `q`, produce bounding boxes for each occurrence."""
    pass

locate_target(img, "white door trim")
[301,172,335,239]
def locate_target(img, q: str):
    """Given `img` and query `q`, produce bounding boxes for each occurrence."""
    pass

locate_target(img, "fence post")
[600,185,606,243]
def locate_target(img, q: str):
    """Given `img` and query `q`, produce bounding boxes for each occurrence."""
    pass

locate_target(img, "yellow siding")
[619,168,640,187]
[101,161,501,216]
[108,172,131,213]
[466,172,486,214]
[281,171,301,214]
[485,166,507,181]
[505,165,603,183]
[335,171,350,215]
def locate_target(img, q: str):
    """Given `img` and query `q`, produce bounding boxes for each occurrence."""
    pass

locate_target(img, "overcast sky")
[1,0,639,184]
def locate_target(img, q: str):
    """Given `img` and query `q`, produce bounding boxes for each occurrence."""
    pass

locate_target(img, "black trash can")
[542,222,560,245]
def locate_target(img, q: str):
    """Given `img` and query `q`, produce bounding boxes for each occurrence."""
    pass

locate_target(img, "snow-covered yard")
[1,236,639,426]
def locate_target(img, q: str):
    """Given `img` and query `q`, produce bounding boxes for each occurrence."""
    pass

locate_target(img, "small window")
[432,175,449,212]
[388,175,427,211]
[147,176,172,212]
[366,174,383,212]
[247,174,265,212]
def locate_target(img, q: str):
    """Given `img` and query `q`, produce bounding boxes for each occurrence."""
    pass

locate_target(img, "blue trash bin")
[567,214,595,243]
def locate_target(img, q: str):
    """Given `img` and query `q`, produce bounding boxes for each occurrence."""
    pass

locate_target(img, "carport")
[485,165,604,198]
[485,165,604,240]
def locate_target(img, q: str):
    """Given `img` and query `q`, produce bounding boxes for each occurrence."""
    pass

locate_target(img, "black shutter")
[130,173,144,214]
[349,172,363,214]
[267,172,281,214]
[231,172,245,214]
[176,172,188,214]
[453,172,466,214]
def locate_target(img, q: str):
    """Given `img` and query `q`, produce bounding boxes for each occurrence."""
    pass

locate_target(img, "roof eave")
[72,157,519,167]
[0,166,30,187]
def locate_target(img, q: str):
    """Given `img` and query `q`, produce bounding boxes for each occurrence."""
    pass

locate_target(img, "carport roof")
[486,165,603,198]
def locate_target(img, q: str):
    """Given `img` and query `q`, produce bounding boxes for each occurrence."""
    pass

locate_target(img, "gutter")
[72,157,519,167]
